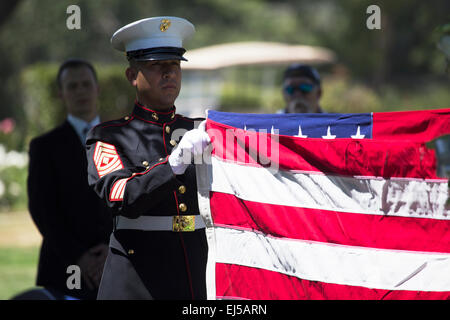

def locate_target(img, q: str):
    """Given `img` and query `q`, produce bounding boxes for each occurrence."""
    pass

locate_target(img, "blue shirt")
[67,114,100,145]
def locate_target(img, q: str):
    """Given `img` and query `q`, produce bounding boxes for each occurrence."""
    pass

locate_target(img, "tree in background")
[0,0,448,150]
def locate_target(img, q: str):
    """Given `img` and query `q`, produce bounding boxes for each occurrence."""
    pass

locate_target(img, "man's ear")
[125,67,138,87]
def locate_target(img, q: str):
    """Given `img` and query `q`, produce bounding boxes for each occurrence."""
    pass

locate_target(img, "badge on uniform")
[110,177,128,201]
[173,215,196,232]
[159,19,171,32]
[93,141,124,178]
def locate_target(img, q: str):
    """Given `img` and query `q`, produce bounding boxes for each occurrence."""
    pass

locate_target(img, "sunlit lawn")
[0,246,39,299]
[0,211,41,300]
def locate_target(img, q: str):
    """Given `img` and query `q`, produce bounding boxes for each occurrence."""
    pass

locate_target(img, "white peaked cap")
[111,16,195,61]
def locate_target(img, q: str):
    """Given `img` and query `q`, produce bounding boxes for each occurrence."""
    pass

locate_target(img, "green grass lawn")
[0,246,40,299]
[0,211,41,299]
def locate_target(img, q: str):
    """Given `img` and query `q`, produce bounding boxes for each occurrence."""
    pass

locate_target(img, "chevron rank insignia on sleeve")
[93,141,124,178]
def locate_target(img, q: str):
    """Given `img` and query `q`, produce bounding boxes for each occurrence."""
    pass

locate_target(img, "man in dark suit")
[27,59,112,300]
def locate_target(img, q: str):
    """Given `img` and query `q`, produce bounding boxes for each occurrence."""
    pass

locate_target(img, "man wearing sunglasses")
[281,64,324,114]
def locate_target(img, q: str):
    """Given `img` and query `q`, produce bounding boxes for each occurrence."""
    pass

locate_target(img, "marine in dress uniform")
[86,17,209,300]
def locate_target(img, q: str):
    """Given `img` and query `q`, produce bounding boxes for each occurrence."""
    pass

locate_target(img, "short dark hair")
[57,58,98,89]
[283,64,321,85]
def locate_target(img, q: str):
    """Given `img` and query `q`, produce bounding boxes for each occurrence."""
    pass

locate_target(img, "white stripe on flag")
[214,226,450,292]
[209,157,449,220]
[196,157,217,300]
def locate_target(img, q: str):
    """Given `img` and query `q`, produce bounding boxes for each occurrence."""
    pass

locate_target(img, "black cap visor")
[127,47,187,61]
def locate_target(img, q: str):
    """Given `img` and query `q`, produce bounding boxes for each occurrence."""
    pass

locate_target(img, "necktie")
[81,125,90,145]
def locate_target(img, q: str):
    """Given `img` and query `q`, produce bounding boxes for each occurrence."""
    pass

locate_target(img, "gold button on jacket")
[179,203,187,212]
[178,185,186,194]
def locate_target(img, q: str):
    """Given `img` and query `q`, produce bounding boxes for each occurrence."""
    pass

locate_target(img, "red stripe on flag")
[206,120,440,179]
[210,192,450,253]
[372,109,450,141]
[216,263,450,300]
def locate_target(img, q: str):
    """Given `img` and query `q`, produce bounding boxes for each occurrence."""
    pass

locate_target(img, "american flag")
[196,108,450,300]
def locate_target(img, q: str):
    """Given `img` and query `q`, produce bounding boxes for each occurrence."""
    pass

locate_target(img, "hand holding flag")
[169,120,211,175]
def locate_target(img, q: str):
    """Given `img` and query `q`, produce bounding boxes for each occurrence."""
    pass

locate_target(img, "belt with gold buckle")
[115,215,205,232]
[172,215,196,232]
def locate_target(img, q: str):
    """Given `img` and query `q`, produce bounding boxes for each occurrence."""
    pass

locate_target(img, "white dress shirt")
[67,114,100,145]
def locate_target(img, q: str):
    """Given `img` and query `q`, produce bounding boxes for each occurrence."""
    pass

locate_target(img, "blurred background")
[0,0,448,299]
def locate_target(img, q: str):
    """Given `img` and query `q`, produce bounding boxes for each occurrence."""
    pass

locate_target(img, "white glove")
[168,120,211,175]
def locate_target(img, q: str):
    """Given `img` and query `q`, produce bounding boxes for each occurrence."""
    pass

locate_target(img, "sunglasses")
[284,83,316,95]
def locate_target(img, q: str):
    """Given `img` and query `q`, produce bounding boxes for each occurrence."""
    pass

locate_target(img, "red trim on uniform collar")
[134,100,176,115]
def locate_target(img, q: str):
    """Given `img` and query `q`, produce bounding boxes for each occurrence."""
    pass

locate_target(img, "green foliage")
[321,76,383,113]
[0,129,23,152]
[20,63,135,145]
[219,83,264,112]
[316,0,450,81]
[0,166,28,212]
[219,82,285,113]
[21,64,64,145]
[378,82,450,111]
[319,76,450,114]
[96,64,136,122]
[216,65,285,112]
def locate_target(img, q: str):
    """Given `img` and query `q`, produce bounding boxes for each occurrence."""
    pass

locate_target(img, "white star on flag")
[322,126,336,139]
[295,125,308,138]
[351,126,365,139]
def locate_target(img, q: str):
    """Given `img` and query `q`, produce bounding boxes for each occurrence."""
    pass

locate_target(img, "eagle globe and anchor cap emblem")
[159,19,171,32]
